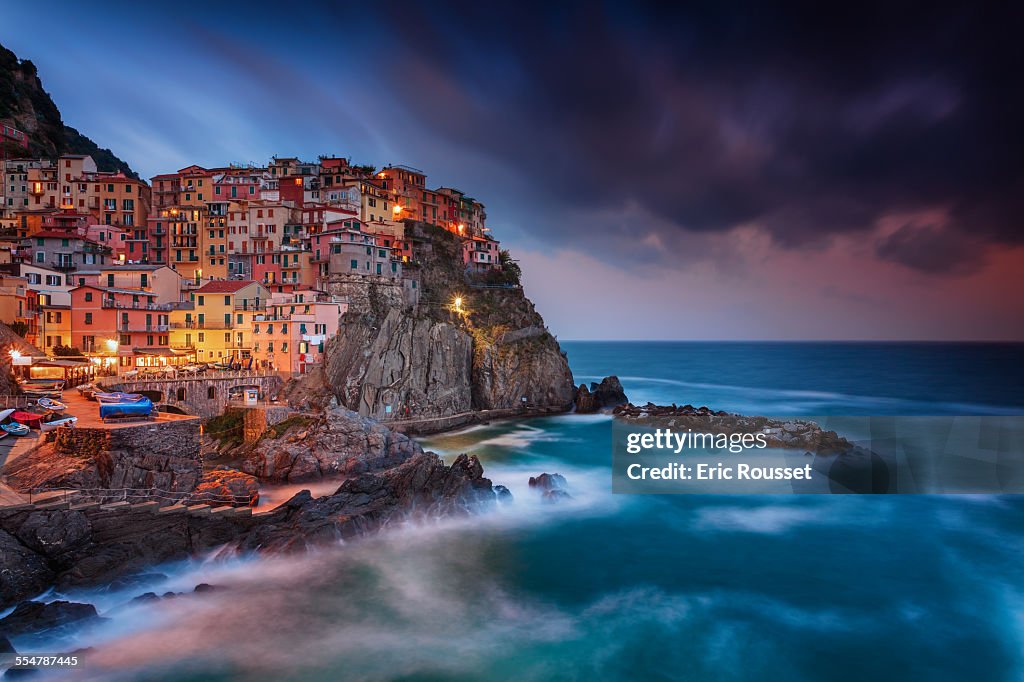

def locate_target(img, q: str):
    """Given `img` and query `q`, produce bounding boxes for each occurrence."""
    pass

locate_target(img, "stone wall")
[242,405,293,444]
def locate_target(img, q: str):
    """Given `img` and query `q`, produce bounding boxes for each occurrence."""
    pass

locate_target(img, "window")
[208,386,216,399]
[85,313,92,324]
[85,292,93,302]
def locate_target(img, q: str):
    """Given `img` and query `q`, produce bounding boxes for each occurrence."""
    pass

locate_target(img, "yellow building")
[169,279,269,363]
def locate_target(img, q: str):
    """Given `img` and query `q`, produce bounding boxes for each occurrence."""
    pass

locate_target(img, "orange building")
[70,285,170,368]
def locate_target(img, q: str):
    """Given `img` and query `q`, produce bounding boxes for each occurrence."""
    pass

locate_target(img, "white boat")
[40,415,78,432]
[37,397,67,412]
[0,408,15,423]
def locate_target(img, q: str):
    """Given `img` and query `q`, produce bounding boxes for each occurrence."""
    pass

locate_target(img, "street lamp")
[453,296,463,314]
[105,339,118,353]
[9,350,21,360]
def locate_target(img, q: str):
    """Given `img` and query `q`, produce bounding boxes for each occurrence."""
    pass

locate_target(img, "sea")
[16,342,1024,681]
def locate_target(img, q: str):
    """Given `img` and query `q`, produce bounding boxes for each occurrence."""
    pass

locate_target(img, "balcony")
[51,261,76,271]
[169,320,233,330]
[118,323,170,333]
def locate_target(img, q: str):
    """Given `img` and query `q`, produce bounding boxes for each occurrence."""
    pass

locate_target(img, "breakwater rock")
[614,402,852,452]
[575,375,628,413]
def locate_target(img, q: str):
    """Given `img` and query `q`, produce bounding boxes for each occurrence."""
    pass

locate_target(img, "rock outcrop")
[192,468,260,507]
[0,600,100,638]
[3,421,203,502]
[241,407,423,483]
[575,375,628,413]
[241,452,494,551]
[614,402,852,452]
[0,529,54,607]
[0,413,497,609]
[319,223,574,423]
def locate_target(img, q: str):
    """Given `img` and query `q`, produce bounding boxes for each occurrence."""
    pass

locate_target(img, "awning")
[35,358,92,368]
[131,347,195,357]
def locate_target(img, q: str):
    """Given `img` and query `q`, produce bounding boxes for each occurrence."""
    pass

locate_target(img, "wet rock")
[0,636,13,653]
[0,601,100,637]
[494,485,513,504]
[131,592,160,603]
[192,469,260,507]
[193,583,223,593]
[542,489,573,503]
[576,376,628,413]
[0,530,53,608]
[528,473,567,492]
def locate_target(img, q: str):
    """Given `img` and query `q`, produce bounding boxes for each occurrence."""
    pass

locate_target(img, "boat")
[40,415,78,432]
[94,392,145,403]
[100,396,154,421]
[0,408,15,423]
[1,422,30,437]
[36,397,67,412]
[11,411,43,430]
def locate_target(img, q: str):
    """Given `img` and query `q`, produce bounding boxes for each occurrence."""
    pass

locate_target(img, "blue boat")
[1,422,31,437]
[99,396,154,421]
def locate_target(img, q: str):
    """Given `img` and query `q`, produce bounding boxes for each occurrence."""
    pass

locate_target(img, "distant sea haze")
[563,340,1024,416]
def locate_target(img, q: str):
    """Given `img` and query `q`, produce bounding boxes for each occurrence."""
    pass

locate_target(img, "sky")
[2,2,1022,340]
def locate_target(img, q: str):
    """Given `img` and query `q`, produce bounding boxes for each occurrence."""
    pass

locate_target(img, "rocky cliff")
[3,421,204,502]
[319,224,575,421]
[0,43,136,176]
[0,447,494,609]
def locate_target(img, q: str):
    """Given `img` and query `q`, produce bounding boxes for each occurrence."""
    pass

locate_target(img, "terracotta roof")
[195,280,257,294]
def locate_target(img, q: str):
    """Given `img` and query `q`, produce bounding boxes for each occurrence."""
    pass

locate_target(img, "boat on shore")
[93,391,144,401]
[40,415,78,432]
[1,422,30,437]
[37,397,66,412]
[99,396,153,421]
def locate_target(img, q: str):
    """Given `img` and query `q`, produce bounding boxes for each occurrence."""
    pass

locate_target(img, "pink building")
[252,290,345,375]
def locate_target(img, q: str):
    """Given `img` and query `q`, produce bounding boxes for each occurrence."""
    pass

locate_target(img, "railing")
[117,323,169,333]
[0,394,32,409]
[169,321,233,330]
[26,486,257,507]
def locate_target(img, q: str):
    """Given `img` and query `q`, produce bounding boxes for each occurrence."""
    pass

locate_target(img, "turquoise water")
[36,342,1024,681]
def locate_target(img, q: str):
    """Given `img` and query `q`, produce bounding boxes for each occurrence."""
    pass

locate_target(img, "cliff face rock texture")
[3,421,203,500]
[241,407,424,483]
[324,308,473,419]
[0,43,136,176]
[322,224,574,420]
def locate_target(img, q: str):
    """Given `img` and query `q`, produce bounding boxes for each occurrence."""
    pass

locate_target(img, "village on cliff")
[0,151,506,378]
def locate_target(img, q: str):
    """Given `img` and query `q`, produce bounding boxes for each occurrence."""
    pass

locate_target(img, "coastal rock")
[528,473,567,492]
[242,452,496,551]
[494,485,513,503]
[2,421,203,503]
[575,376,628,413]
[543,489,573,502]
[0,636,13,653]
[0,601,100,637]
[0,530,53,607]
[192,469,260,507]
[317,225,575,422]
[241,407,423,483]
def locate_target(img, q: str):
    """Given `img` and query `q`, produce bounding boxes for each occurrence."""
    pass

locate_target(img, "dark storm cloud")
[874,223,989,276]
[340,1,1024,271]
